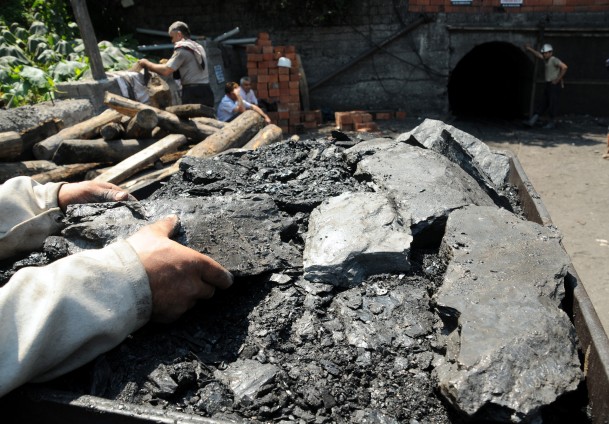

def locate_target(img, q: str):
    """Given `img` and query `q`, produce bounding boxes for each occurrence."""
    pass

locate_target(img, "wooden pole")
[243,124,283,150]
[104,92,218,141]
[94,134,188,185]
[0,160,59,183]
[30,163,102,184]
[186,110,264,158]
[33,109,123,160]
[69,0,106,80]
[53,138,158,165]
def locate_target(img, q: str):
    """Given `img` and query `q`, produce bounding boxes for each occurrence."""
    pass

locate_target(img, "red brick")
[375,112,393,120]
[258,75,270,83]
[258,32,270,40]
[246,45,261,54]
[355,122,379,132]
[262,53,274,61]
[279,74,290,82]
[289,81,300,89]
[360,113,373,123]
[335,112,353,126]
[258,89,269,98]
[256,39,272,47]
[395,111,407,120]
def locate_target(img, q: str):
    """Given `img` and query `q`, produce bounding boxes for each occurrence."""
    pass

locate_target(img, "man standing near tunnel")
[524,43,568,129]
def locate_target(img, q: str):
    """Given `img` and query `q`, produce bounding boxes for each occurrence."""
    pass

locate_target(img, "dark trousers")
[536,82,561,120]
[182,84,214,107]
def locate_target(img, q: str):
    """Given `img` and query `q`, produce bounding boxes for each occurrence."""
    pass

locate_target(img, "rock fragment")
[303,191,412,286]
[433,205,583,422]
[350,142,496,234]
[62,194,301,277]
[213,359,280,404]
[397,118,511,188]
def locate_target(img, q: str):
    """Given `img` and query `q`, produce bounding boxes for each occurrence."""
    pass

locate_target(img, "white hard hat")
[540,44,553,53]
[277,57,292,68]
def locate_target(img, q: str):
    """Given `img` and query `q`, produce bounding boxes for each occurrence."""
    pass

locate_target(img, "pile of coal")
[3,119,589,423]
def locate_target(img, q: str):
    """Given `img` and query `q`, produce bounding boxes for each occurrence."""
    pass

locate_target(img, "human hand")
[127,215,234,323]
[58,181,136,212]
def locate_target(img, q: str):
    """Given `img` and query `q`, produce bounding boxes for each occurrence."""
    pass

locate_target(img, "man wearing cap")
[524,43,568,129]
[138,21,214,107]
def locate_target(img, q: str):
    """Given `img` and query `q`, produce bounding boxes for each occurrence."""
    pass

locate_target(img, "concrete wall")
[94,0,609,117]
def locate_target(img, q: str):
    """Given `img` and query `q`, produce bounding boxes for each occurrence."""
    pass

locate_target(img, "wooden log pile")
[0,91,284,197]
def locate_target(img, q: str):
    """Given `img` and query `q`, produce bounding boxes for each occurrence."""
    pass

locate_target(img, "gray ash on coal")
[3,120,590,423]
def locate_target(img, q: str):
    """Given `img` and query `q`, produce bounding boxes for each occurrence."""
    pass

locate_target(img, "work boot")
[525,114,539,127]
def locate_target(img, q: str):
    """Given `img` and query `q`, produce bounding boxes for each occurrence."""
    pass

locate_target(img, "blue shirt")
[217,95,252,122]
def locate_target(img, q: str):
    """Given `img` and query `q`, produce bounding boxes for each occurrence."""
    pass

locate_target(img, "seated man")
[217,81,271,124]
[239,77,258,105]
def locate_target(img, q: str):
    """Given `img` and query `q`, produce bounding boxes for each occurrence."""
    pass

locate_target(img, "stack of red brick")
[246,32,322,134]
[335,110,407,132]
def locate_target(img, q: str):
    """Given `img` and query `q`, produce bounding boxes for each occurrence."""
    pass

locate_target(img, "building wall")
[96,0,609,117]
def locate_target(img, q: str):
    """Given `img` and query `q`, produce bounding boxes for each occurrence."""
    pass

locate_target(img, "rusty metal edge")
[507,151,609,424]
[2,386,230,424]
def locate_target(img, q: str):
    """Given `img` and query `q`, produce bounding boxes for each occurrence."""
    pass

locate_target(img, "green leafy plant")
[0,0,141,108]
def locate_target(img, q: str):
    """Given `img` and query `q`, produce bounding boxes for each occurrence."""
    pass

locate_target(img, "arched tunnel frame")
[448,40,535,119]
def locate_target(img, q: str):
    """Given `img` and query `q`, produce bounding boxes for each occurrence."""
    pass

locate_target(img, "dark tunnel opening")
[448,41,535,119]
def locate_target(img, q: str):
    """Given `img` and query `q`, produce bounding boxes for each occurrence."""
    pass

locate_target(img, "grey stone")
[303,191,412,286]
[433,205,583,422]
[330,281,433,350]
[396,118,510,188]
[213,359,280,404]
[148,364,179,398]
[62,194,301,277]
[351,142,496,234]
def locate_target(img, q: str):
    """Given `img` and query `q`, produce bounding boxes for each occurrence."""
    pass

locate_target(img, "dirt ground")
[346,114,609,335]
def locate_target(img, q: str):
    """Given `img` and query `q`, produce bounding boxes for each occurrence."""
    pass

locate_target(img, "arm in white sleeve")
[0,239,152,397]
[0,177,65,260]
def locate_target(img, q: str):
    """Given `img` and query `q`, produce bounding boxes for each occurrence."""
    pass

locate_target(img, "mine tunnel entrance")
[448,41,534,119]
